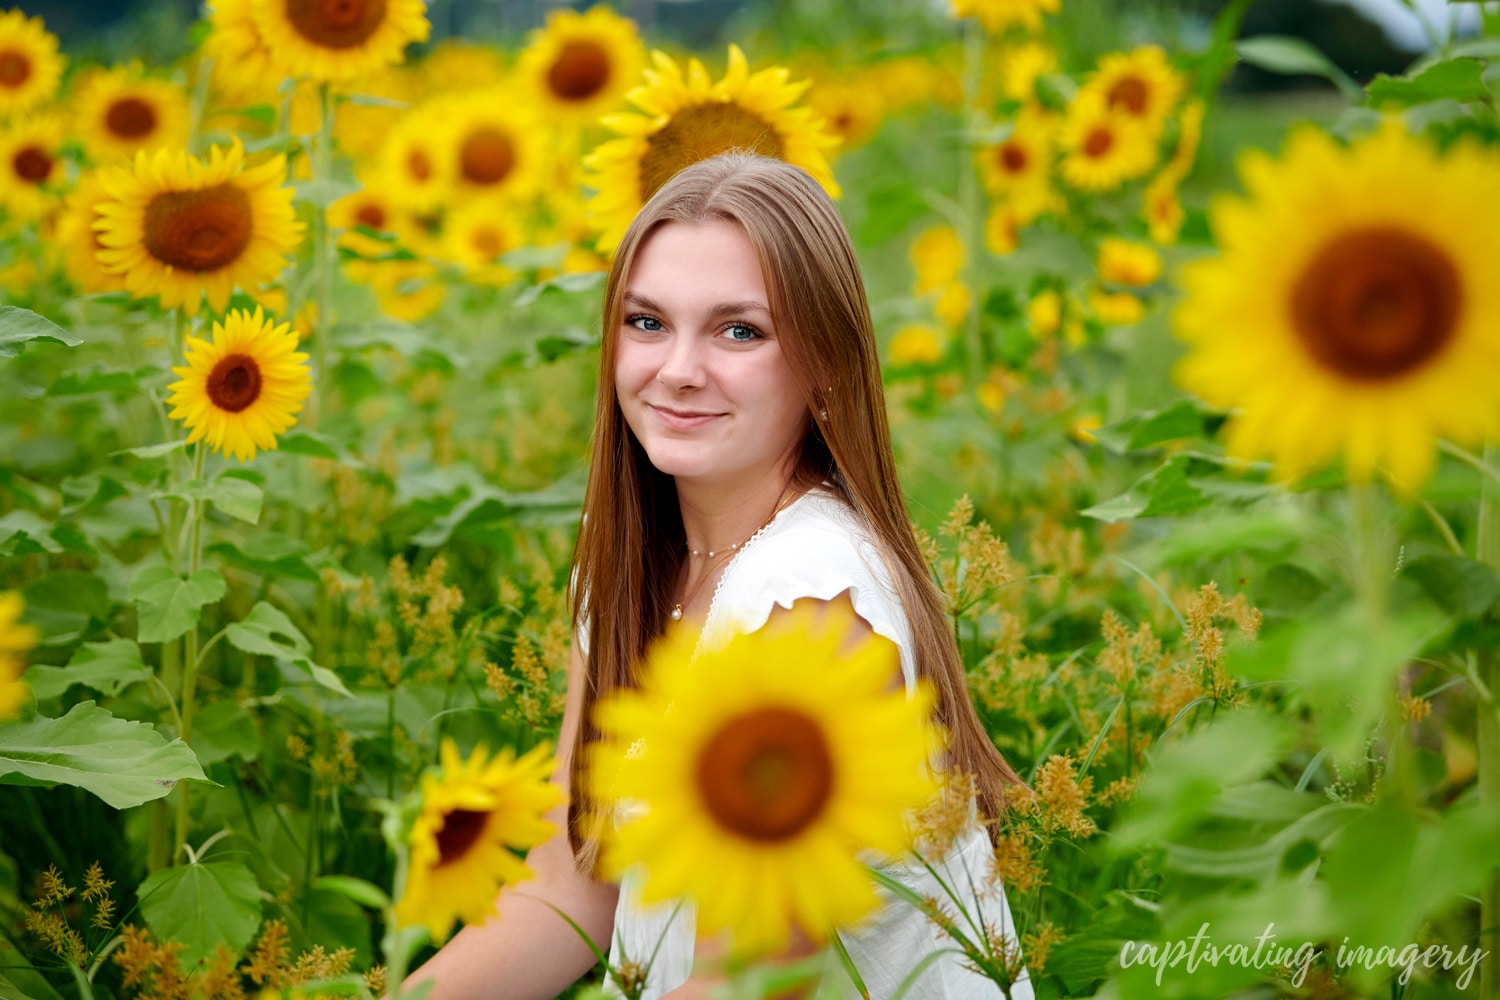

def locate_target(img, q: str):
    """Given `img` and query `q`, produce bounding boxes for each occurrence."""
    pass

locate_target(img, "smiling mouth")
[650,404,725,428]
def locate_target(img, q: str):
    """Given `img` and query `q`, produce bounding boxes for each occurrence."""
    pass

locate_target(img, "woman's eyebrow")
[622,290,772,320]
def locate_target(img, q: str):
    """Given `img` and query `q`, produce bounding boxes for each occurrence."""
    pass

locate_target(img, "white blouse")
[591,488,1035,999]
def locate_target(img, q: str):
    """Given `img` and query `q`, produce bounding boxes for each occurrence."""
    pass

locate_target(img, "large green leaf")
[130,564,227,644]
[24,639,150,699]
[1401,553,1500,620]
[138,860,263,969]
[0,307,81,358]
[226,602,351,697]
[1367,58,1490,107]
[0,701,208,808]
[1235,35,1362,100]
[0,939,65,1000]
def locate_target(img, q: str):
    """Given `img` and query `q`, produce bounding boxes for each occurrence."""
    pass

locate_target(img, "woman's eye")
[723,323,761,342]
[627,315,663,332]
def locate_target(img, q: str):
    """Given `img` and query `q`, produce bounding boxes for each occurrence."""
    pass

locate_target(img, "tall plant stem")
[958,18,986,384]
[1476,444,1500,999]
[311,81,336,420]
[173,442,209,863]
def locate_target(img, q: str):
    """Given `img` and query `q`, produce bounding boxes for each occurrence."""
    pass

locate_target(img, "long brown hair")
[569,152,1025,871]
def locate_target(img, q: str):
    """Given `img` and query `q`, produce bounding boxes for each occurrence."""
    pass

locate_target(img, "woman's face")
[614,220,809,490]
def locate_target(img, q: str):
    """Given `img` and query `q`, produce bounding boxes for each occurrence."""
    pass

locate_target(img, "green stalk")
[1475,443,1500,999]
[958,18,986,385]
[311,81,336,417]
[172,442,209,863]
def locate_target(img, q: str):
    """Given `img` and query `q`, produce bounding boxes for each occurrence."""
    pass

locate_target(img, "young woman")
[407,153,1032,999]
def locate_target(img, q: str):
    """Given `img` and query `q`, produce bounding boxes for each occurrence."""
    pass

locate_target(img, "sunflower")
[328,176,399,259]
[583,44,840,253]
[589,602,938,958]
[74,66,191,164]
[949,0,1060,34]
[1077,46,1184,139]
[1144,172,1184,245]
[0,591,37,721]
[889,324,945,366]
[976,106,1056,224]
[438,90,544,204]
[395,739,560,943]
[1175,122,1500,493]
[0,9,63,117]
[57,169,127,293]
[166,308,312,463]
[0,113,64,222]
[1058,94,1157,192]
[997,41,1056,102]
[414,39,507,98]
[985,203,1021,256]
[202,0,279,105]
[518,5,644,127]
[441,205,524,285]
[807,79,884,152]
[910,224,963,295]
[1097,237,1161,287]
[95,140,302,316]
[1089,288,1145,326]
[250,0,430,84]
[377,108,454,213]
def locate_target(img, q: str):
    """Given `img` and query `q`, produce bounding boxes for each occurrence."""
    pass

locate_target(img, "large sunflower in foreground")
[583,44,840,253]
[250,0,430,83]
[74,66,191,163]
[0,9,63,117]
[95,141,302,316]
[0,112,64,221]
[1175,122,1500,493]
[589,603,939,958]
[166,308,313,463]
[517,5,645,127]
[0,591,37,721]
[395,739,560,943]
[949,0,1060,34]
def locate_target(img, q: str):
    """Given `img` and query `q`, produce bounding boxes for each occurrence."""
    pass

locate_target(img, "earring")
[819,408,828,421]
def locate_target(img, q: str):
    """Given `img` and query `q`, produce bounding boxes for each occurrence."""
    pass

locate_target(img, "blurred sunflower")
[361,257,447,321]
[997,41,1056,102]
[202,0,285,106]
[95,140,302,316]
[889,324,945,366]
[57,169,127,293]
[395,739,560,943]
[378,108,454,212]
[1144,173,1183,245]
[985,203,1021,256]
[910,223,964,295]
[1096,237,1160,287]
[0,113,64,221]
[518,5,644,127]
[976,107,1056,223]
[441,91,543,203]
[74,66,191,163]
[250,0,430,83]
[329,178,398,259]
[1077,46,1183,139]
[590,602,938,958]
[0,9,63,117]
[584,44,840,252]
[441,206,524,285]
[949,0,1060,34]
[0,591,37,721]
[807,79,884,152]
[166,307,312,463]
[1058,94,1156,192]
[414,39,506,98]
[1089,288,1145,326]
[1175,122,1500,493]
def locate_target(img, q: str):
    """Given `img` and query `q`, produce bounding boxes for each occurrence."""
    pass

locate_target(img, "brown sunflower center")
[143,184,254,272]
[460,128,515,186]
[640,103,785,203]
[696,707,833,842]
[547,40,611,101]
[355,203,386,229]
[284,0,388,50]
[433,808,489,866]
[1107,76,1149,115]
[13,145,51,183]
[1290,227,1462,380]
[472,227,503,258]
[1000,142,1028,174]
[1084,127,1114,158]
[106,97,158,139]
[0,50,29,87]
[206,353,263,412]
[406,149,432,182]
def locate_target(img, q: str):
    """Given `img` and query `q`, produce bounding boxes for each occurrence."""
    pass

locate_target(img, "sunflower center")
[407,149,432,182]
[106,97,159,139]
[697,707,833,842]
[143,184,254,272]
[0,50,29,87]
[1107,77,1149,115]
[1000,143,1028,174]
[548,40,611,101]
[1084,127,1114,158]
[13,145,51,183]
[640,103,784,202]
[284,0,388,50]
[460,128,515,186]
[206,353,264,412]
[1291,227,1461,380]
[473,227,503,258]
[355,203,386,229]
[433,808,489,866]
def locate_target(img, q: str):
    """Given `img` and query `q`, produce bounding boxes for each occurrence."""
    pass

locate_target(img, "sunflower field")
[3,0,1500,996]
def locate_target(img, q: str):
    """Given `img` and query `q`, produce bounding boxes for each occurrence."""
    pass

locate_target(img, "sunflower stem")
[172,441,209,864]
[312,80,336,419]
[958,16,986,385]
[1475,443,1500,999]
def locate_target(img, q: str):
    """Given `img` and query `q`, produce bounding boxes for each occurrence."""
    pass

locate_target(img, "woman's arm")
[403,642,620,1000]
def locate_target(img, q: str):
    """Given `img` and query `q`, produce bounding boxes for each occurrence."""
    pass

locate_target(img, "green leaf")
[226,602,351,697]
[206,537,321,583]
[24,569,110,646]
[1235,35,1362,100]
[0,939,65,1000]
[192,698,261,765]
[25,639,150,700]
[1126,400,1205,451]
[138,861,263,969]
[0,307,81,358]
[1401,553,1500,620]
[130,565,228,644]
[114,439,190,460]
[48,366,143,396]
[277,429,338,459]
[0,701,209,808]
[207,475,263,524]
[313,874,391,910]
[512,270,606,308]
[1081,456,1210,522]
[1367,58,1490,106]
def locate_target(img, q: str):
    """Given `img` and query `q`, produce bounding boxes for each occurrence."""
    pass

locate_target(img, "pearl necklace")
[670,490,795,622]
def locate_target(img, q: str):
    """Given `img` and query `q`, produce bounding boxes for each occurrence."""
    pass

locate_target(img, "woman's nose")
[655,332,706,390]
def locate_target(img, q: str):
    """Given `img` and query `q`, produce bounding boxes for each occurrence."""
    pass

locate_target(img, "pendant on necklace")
[670,604,683,621]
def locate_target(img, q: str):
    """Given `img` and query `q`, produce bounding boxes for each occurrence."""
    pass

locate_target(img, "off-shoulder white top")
[590,487,1035,999]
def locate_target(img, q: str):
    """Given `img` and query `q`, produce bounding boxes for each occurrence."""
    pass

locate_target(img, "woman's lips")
[650,404,724,430]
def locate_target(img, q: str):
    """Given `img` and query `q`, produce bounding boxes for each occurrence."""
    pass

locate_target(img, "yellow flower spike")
[1144,173,1185,245]
[1097,238,1162,287]
[166,308,313,464]
[396,740,561,944]
[589,602,940,959]
[0,9,65,117]
[249,0,430,83]
[517,5,646,127]
[1174,121,1500,495]
[583,44,840,253]
[1,591,38,720]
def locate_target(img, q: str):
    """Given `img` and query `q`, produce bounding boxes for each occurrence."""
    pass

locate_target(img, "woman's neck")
[674,472,798,556]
